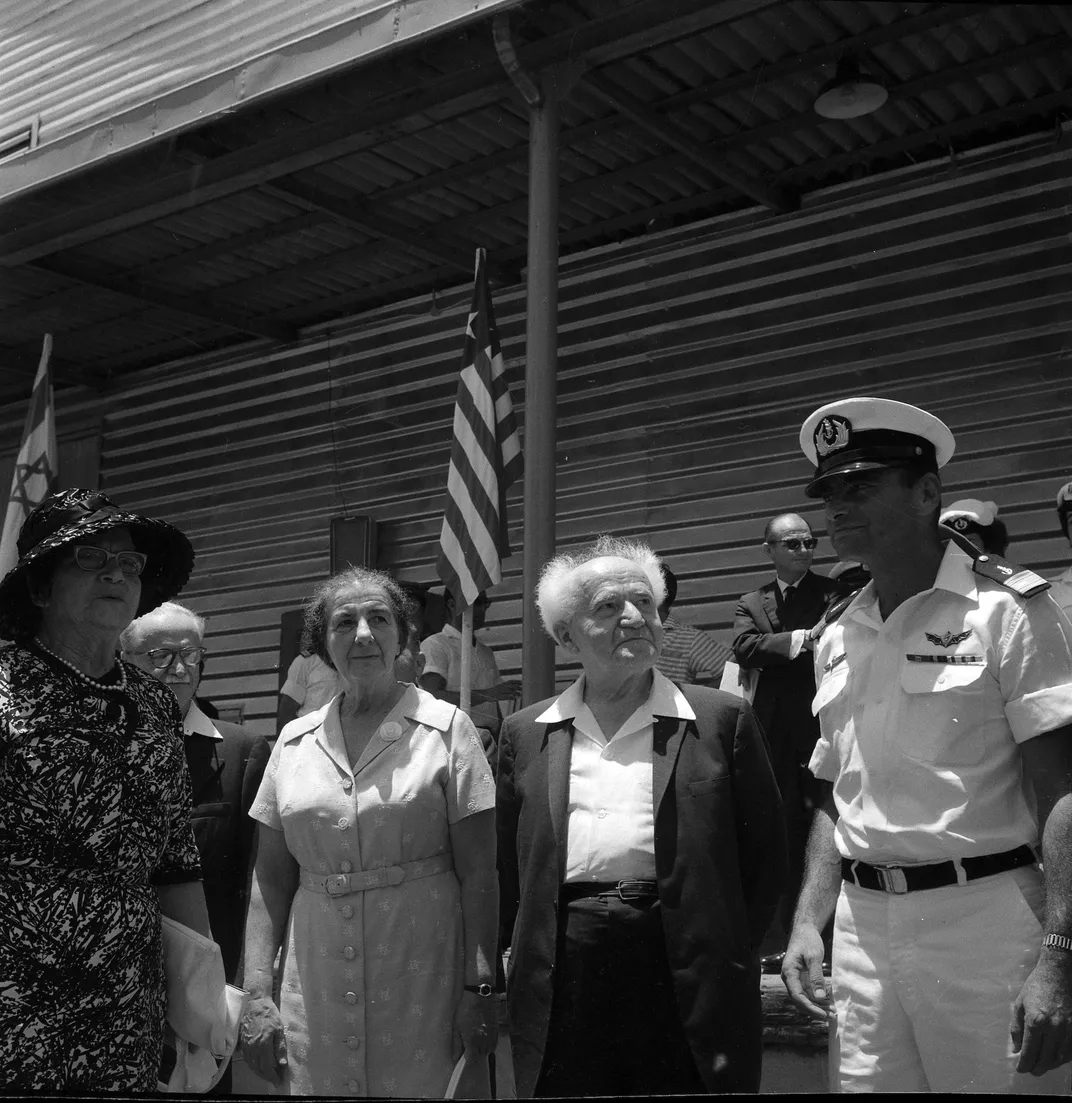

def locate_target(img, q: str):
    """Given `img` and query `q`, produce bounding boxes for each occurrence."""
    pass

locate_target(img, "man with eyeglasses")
[121,602,270,1093]
[733,513,839,972]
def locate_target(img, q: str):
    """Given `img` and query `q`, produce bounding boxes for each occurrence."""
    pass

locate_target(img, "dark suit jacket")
[496,682,786,1097]
[732,570,837,769]
[184,714,271,982]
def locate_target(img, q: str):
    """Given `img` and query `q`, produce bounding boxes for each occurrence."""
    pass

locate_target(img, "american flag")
[0,335,58,579]
[436,250,523,610]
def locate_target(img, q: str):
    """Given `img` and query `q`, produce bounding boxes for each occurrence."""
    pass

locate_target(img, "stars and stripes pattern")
[436,250,522,610]
[0,334,58,579]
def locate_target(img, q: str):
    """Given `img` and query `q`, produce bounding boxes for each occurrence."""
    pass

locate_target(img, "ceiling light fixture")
[814,58,888,120]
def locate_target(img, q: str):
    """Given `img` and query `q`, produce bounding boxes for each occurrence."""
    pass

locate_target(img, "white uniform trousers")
[830,865,1071,1094]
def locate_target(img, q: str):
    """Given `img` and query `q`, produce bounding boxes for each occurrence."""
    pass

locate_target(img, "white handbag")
[159,916,249,1093]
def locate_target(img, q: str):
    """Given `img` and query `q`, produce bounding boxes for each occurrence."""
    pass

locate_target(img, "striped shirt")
[656,616,732,686]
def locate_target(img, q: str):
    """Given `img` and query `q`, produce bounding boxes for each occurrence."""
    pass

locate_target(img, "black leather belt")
[560,879,659,903]
[842,845,1036,894]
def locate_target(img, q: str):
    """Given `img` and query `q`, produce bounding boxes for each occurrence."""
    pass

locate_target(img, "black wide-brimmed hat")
[0,488,195,639]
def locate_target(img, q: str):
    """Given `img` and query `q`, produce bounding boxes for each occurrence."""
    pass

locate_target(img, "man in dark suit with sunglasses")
[733,514,838,970]
[122,602,270,1093]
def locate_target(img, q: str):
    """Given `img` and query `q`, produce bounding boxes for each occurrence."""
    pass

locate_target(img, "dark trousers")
[534,893,708,1098]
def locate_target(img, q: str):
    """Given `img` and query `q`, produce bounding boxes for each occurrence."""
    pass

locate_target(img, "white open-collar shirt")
[536,669,695,883]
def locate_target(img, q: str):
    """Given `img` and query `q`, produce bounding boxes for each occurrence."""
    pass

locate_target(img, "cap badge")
[815,415,851,458]
[925,630,971,648]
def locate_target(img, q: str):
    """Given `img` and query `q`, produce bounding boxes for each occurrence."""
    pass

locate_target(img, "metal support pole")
[521,76,559,707]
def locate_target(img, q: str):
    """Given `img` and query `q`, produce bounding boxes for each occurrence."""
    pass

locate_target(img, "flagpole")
[460,605,473,720]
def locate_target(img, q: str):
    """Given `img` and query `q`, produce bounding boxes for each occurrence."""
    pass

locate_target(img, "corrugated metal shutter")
[6,136,1069,732]
[0,0,521,200]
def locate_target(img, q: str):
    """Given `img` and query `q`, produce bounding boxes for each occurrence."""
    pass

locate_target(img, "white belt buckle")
[876,865,909,894]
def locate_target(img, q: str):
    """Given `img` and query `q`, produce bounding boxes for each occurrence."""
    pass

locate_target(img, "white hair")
[536,535,665,639]
[120,600,206,652]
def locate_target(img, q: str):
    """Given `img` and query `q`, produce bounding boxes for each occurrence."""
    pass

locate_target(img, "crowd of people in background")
[3,399,1072,1096]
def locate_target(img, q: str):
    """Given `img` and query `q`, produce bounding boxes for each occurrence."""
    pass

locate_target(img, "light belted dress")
[250,684,495,1097]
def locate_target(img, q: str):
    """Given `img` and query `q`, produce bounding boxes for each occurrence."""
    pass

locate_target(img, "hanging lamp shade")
[814,58,888,120]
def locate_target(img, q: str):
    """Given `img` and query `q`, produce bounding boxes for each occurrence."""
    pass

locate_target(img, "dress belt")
[841,844,1036,895]
[560,879,659,903]
[300,853,453,897]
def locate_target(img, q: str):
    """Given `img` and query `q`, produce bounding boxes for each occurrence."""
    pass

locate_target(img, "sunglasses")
[137,646,207,670]
[774,537,818,552]
[71,544,147,577]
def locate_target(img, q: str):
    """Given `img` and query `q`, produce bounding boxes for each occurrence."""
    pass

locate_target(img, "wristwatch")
[1042,934,1072,953]
[464,983,495,998]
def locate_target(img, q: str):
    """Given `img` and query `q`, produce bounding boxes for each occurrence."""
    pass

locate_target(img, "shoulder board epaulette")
[972,554,1050,598]
[939,523,1051,599]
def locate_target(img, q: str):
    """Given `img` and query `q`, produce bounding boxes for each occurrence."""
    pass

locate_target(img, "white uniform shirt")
[535,669,695,883]
[1051,565,1072,619]
[810,542,1072,864]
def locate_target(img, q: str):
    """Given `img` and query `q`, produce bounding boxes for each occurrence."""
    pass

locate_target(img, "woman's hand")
[451,990,499,1062]
[240,995,288,1085]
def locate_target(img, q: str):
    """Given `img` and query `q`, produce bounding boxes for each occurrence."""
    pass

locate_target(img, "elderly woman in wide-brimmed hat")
[0,489,208,1093]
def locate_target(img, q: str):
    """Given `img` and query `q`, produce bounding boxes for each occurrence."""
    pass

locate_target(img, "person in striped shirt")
[654,565,732,687]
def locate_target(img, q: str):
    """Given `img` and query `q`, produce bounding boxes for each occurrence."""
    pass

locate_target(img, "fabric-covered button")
[341,860,353,873]
[345,991,357,1005]
[342,905,354,919]
[343,946,356,960]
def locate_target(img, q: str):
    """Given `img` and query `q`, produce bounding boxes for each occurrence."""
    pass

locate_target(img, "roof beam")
[27,257,296,343]
[355,3,996,208]
[581,72,797,212]
[0,0,777,268]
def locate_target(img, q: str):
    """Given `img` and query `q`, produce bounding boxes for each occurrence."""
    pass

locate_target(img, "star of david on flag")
[436,250,523,611]
[0,335,58,580]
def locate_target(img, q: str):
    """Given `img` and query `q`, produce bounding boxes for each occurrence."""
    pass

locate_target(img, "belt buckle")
[616,879,653,902]
[876,865,909,894]
[325,873,350,897]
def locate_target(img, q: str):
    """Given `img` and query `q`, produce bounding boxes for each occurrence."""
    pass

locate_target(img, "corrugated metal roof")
[0,1,1069,397]
[0,0,524,197]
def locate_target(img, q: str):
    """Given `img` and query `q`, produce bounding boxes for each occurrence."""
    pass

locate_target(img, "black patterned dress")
[0,642,202,1091]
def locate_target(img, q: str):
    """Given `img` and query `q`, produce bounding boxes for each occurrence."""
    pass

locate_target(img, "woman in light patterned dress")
[241,568,498,1096]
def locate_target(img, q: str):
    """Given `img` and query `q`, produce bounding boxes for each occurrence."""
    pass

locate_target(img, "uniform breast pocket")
[900,660,988,766]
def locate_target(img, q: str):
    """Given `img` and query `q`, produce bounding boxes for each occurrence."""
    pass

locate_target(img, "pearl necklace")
[33,637,127,693]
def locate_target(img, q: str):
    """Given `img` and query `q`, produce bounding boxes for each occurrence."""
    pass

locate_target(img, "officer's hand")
[781,923,835,1022]
[1010,953,1072,1075]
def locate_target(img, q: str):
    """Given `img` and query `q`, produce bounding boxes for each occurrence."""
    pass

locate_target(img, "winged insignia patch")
[925,630,972,648]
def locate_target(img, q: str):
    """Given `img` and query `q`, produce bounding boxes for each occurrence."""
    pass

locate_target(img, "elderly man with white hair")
[496,535,785,1097]
[122,602,270,1091]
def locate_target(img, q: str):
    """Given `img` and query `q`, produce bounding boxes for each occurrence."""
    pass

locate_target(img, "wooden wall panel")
[6,138,1067,732]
